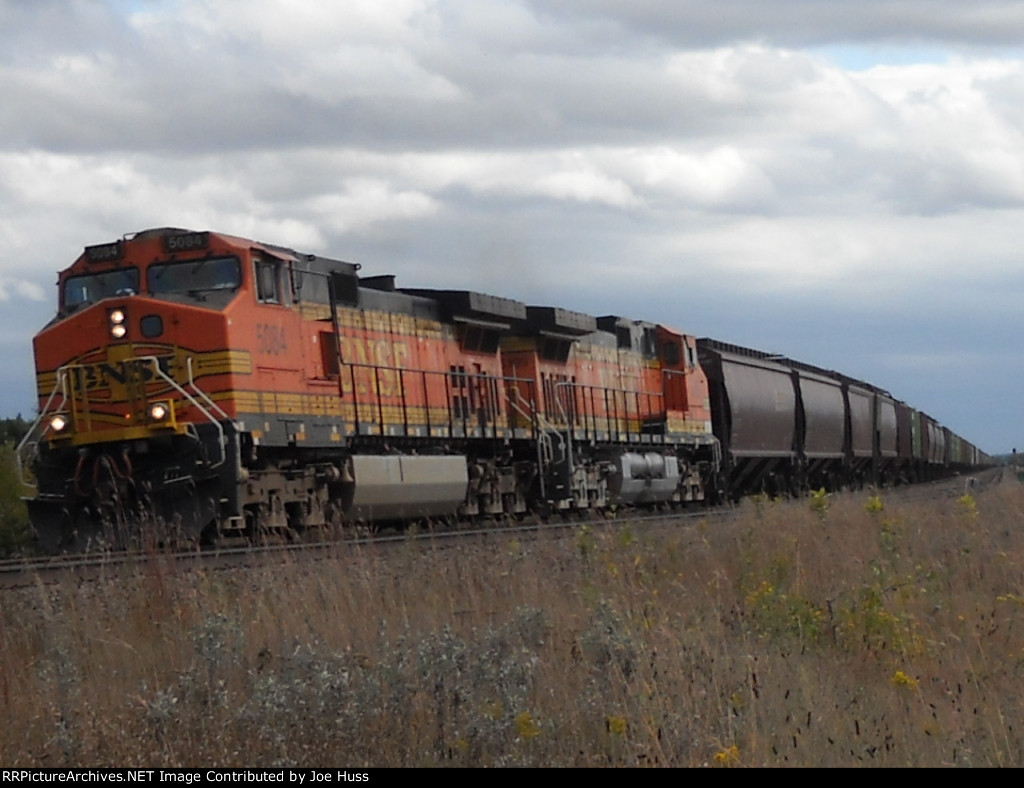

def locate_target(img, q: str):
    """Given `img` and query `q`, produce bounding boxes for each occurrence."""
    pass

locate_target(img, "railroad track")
[0,505,739,589]
[0,468,1003,590]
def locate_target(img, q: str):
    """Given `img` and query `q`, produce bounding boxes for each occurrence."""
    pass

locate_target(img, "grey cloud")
[0,0,1021,453]
[530,1,1024,48]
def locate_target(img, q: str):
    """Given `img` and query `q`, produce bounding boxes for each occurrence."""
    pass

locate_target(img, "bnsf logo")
[72,355,176,393]
[339,337,410,397]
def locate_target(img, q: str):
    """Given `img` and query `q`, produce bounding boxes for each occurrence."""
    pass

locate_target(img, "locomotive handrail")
[506,384,564,501]
[339,359,535,440]
[539,379,664,443]
[335,353,665,447]
[184,356,234,425]
[18,356,232,483]
[15,371,73,488]
[505,385,540,432]
[149,355,229,469]
[554,380,577,479]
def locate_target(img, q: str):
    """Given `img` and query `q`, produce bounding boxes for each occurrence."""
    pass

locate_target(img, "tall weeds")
[0,443,31,556]
[4,479,1024,766]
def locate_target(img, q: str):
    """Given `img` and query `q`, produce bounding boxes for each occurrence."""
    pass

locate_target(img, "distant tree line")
[1,415,30,446]
[0,416,32,555]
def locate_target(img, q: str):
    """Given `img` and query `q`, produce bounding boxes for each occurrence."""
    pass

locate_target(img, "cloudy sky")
[1,0,1021,454]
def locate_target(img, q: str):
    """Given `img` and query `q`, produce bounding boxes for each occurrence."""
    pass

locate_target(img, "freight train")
[16,228,990,553]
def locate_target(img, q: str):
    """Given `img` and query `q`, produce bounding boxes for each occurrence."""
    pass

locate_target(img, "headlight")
[109,308,127,339]
[49,414,70,433]
[148,402,171,422]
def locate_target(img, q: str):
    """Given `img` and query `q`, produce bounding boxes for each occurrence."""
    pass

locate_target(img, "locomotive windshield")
[63,268,140,312]
[148,257,241,296]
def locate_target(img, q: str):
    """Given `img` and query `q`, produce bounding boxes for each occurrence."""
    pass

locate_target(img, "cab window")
[662,340,681,366]
[148,257,241,295]
[62,268,140,312]
[255,259,282,304]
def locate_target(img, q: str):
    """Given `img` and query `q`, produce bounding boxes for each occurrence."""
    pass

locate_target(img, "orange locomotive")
[19,228,720,551]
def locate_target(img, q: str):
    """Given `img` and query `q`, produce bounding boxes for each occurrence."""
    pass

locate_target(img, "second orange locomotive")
[23,228,719,551]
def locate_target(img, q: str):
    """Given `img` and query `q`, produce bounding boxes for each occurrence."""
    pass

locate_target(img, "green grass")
[0,443,31,556]
[3,477,1024,766]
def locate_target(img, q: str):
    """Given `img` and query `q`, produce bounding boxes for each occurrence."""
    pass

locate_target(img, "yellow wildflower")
[516,711,541,739]
[892,670,919,690]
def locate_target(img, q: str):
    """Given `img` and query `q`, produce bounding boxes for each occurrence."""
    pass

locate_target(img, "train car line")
[15,227,992,554]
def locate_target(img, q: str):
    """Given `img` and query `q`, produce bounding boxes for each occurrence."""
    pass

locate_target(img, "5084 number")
[256,324,287,355]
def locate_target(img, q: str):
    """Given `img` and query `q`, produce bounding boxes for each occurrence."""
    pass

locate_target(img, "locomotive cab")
[21,229,266,551]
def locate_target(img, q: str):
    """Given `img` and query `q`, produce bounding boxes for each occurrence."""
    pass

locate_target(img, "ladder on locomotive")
[506,385,573,502]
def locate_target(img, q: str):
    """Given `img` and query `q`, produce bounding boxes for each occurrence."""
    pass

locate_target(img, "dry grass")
[4,478,1024,767]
